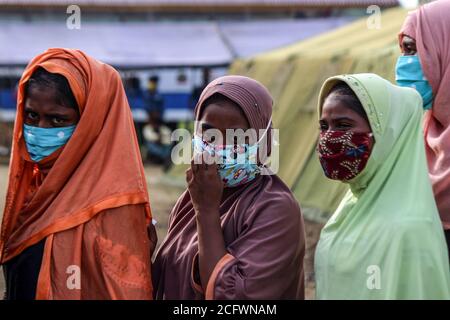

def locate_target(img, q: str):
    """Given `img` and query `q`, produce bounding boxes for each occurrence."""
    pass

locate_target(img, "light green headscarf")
[314,73,450,300]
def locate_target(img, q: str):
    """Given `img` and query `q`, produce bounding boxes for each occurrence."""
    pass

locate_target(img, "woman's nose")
[38,119,52,128]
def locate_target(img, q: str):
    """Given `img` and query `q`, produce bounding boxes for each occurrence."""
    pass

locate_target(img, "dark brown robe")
[152,174,305,300]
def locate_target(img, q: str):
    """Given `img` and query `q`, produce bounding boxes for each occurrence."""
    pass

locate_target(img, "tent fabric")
[219,18,352,58]
[0,19,352,68]
[223,8,409,222]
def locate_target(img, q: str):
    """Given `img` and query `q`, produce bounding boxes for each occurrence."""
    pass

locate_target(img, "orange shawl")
[0,48,153,299]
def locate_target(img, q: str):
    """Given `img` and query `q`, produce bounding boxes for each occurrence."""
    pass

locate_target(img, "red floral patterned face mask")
[317,130,373,181]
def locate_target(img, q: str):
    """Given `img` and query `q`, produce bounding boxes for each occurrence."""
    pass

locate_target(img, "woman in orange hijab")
[0,48,154,300]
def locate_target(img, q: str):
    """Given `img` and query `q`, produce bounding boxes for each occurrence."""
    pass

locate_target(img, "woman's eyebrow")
[24,105,71,117]
[201,123,216,131]
[226,126,251,130]
[44,112,71,118]
[333,117,355,122]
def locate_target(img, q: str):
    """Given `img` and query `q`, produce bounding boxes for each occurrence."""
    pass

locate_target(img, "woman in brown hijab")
[152,75,305,300]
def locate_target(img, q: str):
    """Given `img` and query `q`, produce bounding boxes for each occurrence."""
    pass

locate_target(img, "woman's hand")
[186,151,226,289]
[186,151,223,215]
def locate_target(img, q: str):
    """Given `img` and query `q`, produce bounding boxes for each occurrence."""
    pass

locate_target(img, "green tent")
[167,7,409,223]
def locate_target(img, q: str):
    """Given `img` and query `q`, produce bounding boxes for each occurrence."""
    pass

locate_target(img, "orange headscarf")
[0,48,153,299]
[399,1,450,230]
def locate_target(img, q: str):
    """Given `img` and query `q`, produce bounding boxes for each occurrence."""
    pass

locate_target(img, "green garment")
[314,73,450,300]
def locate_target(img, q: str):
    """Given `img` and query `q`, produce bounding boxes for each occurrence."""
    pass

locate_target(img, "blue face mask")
[395,55,433,110]
[192,119,272,188]
[23,124,76,162]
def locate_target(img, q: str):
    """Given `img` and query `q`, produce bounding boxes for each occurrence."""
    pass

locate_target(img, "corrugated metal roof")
[220,18,352,58]
[0,22,231,67]
[0,0,399,8]
[0,18,353,68]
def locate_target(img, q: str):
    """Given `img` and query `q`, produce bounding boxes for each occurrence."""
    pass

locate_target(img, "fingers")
[191,153,201,174]
[204,150,219,172]
[192,151,214,169]
[202,151,211,171]
[190,151,218,180]
[186,167,193,184]
[197,151,208,171]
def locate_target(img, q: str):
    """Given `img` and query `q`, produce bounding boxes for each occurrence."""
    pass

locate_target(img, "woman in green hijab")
[314,73,450,299]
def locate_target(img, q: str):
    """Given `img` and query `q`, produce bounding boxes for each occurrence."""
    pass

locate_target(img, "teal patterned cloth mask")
[395,55,433,110]
[192,118,271,188]
[23,124,76,162]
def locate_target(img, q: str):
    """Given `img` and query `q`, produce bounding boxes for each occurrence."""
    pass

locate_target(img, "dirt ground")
[0,164,322,299]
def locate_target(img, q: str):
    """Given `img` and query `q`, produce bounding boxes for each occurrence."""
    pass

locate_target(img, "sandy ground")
[0,164,321,299]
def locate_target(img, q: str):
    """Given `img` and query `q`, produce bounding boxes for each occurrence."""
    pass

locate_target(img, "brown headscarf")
[0,48,153,299]
[399,1,450,229]
[152,75,305,300]
[195,75,273,156]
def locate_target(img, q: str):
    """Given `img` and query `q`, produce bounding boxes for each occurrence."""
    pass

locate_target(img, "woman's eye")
[52,118,65,125]
[26,111,38,120]
[203,135,215,143]
[337,123,352,129]
[404,47,416,55]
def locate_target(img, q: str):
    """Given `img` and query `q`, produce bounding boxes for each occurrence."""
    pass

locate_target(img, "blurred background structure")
[1,0,418,299]
[0,0,398,159]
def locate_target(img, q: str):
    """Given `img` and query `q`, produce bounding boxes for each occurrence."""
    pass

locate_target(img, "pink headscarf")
[399,0,450,229]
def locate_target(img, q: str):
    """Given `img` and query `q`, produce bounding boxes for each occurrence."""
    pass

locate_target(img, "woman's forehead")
[201,102,249,126]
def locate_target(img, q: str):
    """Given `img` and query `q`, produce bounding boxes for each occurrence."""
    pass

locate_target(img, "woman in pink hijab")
[152,75,305,299]
[396,0,450,256]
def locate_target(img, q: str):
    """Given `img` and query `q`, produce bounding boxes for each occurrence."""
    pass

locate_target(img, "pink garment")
[400,0,450,229]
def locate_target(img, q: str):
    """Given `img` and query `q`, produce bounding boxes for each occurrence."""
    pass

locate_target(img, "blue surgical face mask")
[395,54,433,110]
[23,124,76,162]
[192,118,272,188]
